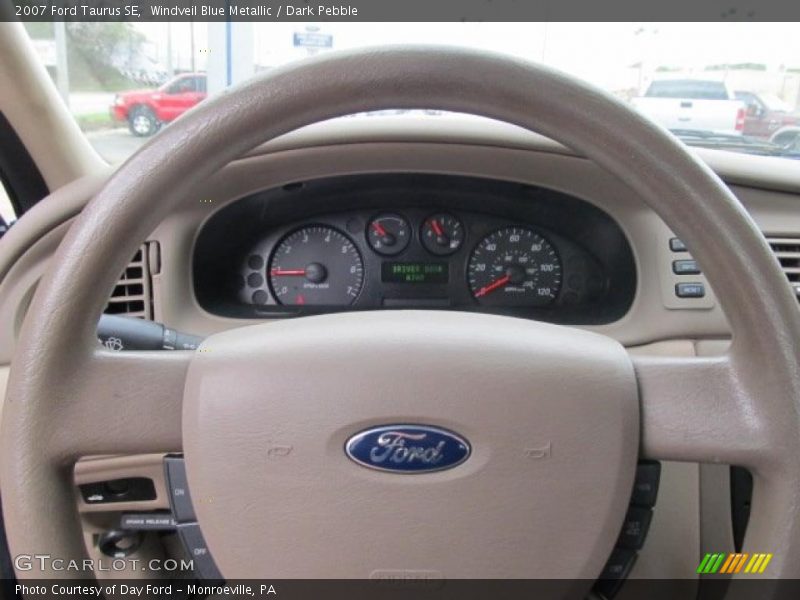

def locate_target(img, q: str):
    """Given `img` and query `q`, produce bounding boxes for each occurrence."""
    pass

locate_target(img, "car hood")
[117,89,160,98]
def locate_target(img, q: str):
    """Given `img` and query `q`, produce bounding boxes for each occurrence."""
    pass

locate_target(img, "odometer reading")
[468,227,562,306]
[268,226,364,306]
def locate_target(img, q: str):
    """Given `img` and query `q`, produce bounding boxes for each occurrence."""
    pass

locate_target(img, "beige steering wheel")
[3,47,800,592]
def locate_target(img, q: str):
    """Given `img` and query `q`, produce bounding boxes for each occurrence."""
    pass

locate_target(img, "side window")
[167,77,195,94]
[736,92,765,116]
[737,92,756,109]
[649,81,728,100]
[0,181,15,231]
[196,77,207,94]
[0,113,48,216]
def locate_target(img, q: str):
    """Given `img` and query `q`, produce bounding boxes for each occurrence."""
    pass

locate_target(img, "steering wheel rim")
[3,46,800,586]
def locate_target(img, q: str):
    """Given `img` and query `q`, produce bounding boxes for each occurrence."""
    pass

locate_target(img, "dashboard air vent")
[767,237,800,302]
[104,244,153,319]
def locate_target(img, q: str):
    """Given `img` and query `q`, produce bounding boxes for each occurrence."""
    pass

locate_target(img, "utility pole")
[190,22,196,72]
[54,21,69,107]
[166,21,174,77]
[541,22,548,63]
[795,73,800,111]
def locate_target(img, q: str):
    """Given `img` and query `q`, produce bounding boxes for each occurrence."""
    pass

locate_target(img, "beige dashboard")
[0,115,799,586]
[2,117,800,356]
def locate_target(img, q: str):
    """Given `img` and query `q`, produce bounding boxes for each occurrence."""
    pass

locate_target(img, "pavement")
[86,128,147,164]
[82,112,456,164]
[69,92,148,164]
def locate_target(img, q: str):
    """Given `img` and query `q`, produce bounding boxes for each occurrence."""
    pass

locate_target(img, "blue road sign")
[293,32,333,49]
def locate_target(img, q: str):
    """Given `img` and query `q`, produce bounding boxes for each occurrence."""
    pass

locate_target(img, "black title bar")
[3,0,800,22]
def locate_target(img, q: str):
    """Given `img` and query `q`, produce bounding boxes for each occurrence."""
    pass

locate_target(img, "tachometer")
[468,227,561,306]
[268,226,364,306]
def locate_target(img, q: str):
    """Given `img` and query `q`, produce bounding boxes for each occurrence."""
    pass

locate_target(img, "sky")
[135,22,800,92]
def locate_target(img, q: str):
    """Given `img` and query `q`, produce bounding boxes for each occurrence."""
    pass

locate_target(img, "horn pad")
[183,311,638,581]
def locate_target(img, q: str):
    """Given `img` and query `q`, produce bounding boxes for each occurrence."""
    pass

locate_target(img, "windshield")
[25,22,800,162]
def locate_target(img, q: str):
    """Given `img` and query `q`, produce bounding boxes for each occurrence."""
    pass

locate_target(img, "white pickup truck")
[632,79,746,136]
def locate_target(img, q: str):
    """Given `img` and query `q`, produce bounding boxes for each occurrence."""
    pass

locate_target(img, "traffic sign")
[293,32,333,49]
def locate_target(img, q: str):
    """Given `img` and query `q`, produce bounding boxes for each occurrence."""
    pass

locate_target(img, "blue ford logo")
[345,425,471,473]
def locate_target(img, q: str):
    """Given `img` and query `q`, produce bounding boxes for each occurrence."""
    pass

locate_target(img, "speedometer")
[468,227,562,306]
[268,226,364,306]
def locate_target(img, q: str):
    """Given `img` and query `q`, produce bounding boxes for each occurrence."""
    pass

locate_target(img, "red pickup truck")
[110,73,207,137]
[734,90,799,139]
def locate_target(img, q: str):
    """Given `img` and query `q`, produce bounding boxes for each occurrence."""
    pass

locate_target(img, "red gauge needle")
[430,219,444,237]
[474,274,511,298]
[371,221,388,236]
[270,269,306,276]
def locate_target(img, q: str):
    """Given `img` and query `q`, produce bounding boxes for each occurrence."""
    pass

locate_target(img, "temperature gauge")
[421,213,464,256]
[367,214,411,255]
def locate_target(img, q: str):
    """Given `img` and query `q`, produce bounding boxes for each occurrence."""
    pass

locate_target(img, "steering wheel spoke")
[633,354,768,465]
[635,351,800,581]
[50,348,189,460]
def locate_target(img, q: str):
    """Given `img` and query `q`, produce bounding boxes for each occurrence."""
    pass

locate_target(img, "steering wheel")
[3,47,800,592]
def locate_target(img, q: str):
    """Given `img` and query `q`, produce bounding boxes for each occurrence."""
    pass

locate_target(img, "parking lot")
[87,128,147,164]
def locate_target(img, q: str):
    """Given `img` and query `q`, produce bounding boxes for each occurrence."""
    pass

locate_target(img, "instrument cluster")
[193,173,636,324]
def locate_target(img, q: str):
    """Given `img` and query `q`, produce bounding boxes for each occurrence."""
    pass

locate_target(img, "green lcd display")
[382,262,449,284]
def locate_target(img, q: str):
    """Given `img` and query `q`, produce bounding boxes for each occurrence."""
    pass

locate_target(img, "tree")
[25,21,146,91]
[65,23,146,89]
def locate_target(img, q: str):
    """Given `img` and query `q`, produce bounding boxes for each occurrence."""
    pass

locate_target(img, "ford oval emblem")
[345,425,471,473]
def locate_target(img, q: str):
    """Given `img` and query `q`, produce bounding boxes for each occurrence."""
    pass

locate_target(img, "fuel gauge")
[421,213,464,256]
[367,214,411,255]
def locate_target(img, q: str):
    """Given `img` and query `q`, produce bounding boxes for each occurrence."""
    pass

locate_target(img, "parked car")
[770,126,800,152]
[734,90,799,138]
[632,79,745,135]
[110,73,207,137]
[670,128,800,159]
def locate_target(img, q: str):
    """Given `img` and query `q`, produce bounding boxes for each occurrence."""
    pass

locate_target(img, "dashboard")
[194,173,636,324]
